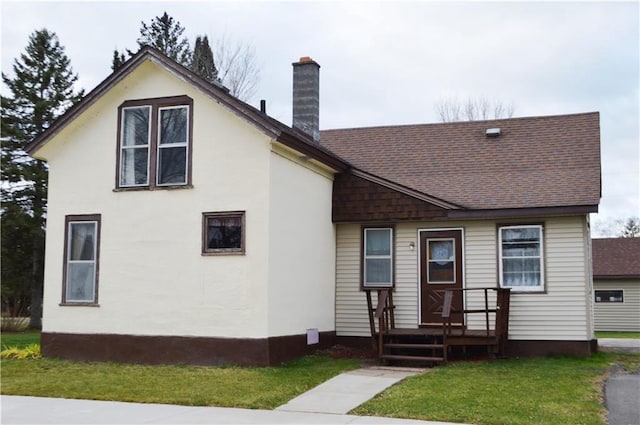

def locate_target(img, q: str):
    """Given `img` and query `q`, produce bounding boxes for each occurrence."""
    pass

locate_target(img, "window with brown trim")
[362,227,394,288]
[62,214,101,305]
[498,224,544,292]
[116,96,193,189]
[202,211,245,255]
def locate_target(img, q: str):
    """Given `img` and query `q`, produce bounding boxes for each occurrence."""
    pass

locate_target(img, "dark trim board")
[42,331,336,366]
[335,336,597,358]
[504,339,596,357]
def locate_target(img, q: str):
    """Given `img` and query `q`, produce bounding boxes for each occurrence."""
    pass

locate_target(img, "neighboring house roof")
[320,113,601,211]
[592,237,640,279]
[26,46,349,173]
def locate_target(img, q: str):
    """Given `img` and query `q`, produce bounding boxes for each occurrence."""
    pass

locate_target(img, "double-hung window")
[62,214,101,304]
[118,96,192,189]
[363,227,393,288]
[499,224,544,292]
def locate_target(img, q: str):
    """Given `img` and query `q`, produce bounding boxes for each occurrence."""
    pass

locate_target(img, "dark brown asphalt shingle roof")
[320,113,601,210]
[592,237,640,279]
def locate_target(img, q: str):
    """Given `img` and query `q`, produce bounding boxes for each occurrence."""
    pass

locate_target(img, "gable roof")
[26,46,348,172]
[320,113,601,212]
[27,47,602,216]
[592,237,640,279]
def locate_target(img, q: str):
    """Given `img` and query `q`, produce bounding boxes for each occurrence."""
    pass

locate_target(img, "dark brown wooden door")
[420,229,464,324]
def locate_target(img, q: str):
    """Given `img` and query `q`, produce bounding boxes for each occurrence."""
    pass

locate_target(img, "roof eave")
[447,204,599,219]
[26,46,285,156]
[593,274,640,280]
[276,131,350,172]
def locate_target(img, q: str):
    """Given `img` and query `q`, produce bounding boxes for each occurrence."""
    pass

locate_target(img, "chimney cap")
[293,56,320,67]
[486,128,501,138]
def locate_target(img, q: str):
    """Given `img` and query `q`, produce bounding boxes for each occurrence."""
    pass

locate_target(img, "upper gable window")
[117,96,193,189]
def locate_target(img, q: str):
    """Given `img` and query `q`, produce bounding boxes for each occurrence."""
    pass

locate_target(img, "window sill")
[59,302,100,307]
[501,288,546,294]
[202,250,245,256]
[113,185,193,192]
[361,285,395,290]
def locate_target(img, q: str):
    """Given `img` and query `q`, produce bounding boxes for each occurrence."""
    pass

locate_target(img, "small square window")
[202,212,245,255]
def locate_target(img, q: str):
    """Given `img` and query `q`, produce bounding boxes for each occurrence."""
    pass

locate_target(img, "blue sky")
[2,1,638,235]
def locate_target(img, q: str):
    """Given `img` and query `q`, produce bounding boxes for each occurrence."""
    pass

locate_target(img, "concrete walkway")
[2,366,467,424]
[276,366,424,415]
[598,338,640,354]
[1,395,462,425]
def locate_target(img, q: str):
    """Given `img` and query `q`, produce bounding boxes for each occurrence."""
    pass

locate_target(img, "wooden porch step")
[384,343,444,349]
[382,354,445,362]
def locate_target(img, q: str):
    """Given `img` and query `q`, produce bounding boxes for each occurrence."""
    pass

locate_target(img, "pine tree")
[191,35,218,83]
[137,12,192,66]
[1,29,84,328]
[620,218,640,237]
[111,49,127,72]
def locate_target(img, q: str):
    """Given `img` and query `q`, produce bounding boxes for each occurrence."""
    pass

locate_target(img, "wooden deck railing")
[366,286,511,361]
[440,287,511,354]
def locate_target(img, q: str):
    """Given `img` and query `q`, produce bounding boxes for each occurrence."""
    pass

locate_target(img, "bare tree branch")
[213,34,260,102]
[435,96,515,122]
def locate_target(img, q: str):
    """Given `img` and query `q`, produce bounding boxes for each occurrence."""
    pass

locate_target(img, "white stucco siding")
[594,280,640,331]
[266,151,336,337]
[41,60,272,338]
[335,217,592,341]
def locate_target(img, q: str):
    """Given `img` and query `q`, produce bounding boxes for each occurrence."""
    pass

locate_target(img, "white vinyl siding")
[594,280,640,331]
[335,216,592,341]
[335,224,370,336]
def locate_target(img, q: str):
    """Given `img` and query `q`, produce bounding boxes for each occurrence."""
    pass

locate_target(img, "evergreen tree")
[620,218,640,237]
[137,12,192,66]
[1,29,84,328]
[191,35,218,83]
[111,48,127,72]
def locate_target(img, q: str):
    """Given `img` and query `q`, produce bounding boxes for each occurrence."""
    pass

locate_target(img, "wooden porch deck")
[366,287,511,365]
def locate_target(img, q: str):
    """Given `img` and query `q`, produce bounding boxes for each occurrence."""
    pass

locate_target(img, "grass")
[1,354,361,409]
[1,331,41,349]
[354,352,640,425]
[2,334,639,424]
[596,331,640,339]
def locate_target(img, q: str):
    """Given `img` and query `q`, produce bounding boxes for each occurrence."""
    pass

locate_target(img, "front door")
[420,229,464,325]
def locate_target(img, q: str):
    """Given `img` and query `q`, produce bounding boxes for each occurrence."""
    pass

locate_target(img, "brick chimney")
[292,56,320,143]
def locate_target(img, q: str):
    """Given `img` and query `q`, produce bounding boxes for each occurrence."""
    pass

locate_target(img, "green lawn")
[354,352,640,425]
[2,336,639,424]
[1,355,361,409]
[596,331,640,339]
[1,331,40,349]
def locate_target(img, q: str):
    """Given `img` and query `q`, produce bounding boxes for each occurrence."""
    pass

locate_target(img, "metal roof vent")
[486,128,501,138]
